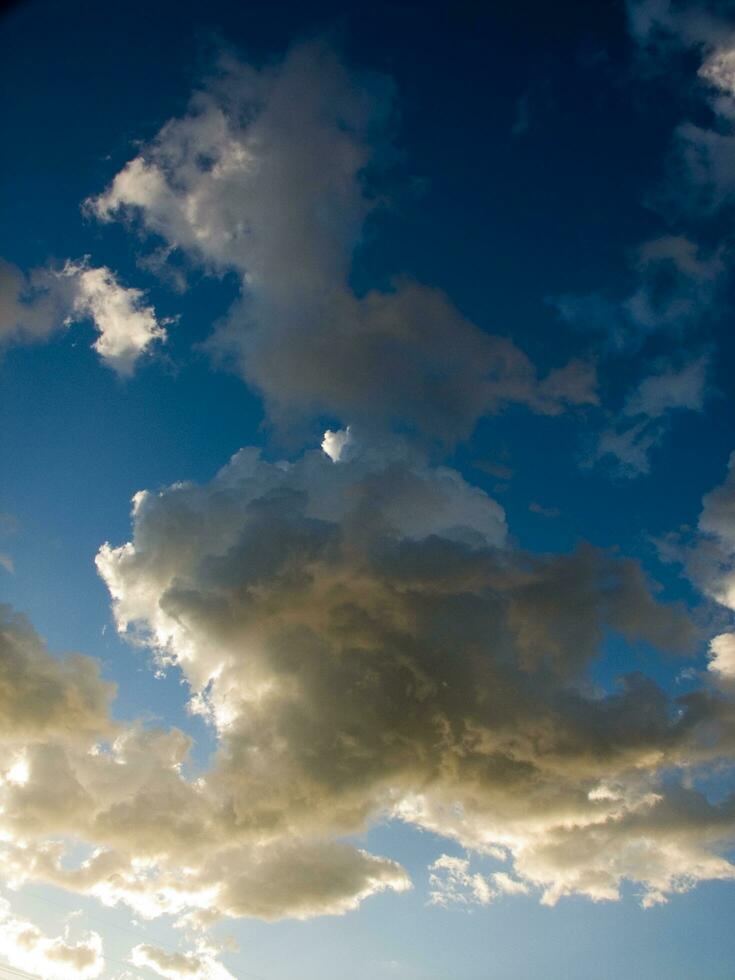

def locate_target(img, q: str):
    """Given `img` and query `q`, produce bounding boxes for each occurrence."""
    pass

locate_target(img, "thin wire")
[0,964,43,980]
[22,886,175,949]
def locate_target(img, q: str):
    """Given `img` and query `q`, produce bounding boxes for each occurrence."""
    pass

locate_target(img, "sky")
[1,0,735,977]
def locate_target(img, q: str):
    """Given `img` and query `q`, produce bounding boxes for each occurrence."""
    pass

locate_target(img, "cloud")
[590,355,709,477]
[0,896,104,979]
[658,451,735,690]
[627,1,735,216]
[428,854,494,906]
[0,604,115,744]
[709,633,735,683]
[130,941,235,980]
[510,80,553,141]
[528,501,560,518]
[84,433,735,911]
[322,425,353,462]
[623,354,709,418]
[0,256,166,375]
[0,590,412,925]
[554,237,724,351]
[510,92,531,139]
[1,27,733,933]
[88,40,596,442]
[60,260,168,376]
[677,450,735,611]
[428,855,529,906]
[0,432,733,924]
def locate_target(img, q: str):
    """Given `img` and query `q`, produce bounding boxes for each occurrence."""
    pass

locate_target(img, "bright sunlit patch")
[5,757,29,786]
[321,425,352,462]
[709,633,735,680]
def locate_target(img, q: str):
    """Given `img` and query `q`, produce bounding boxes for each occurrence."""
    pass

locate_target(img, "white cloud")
[428,856,529,907]
[428,855,494,907]
[322,426,352,462]
[0,256,166,375]
[660,451,735,672]
[680,452,735,611]
[130,941,235,980]
[491,871,530,896]
[709,633,735,681]
[0,897,104,979]
[60,260,167,377]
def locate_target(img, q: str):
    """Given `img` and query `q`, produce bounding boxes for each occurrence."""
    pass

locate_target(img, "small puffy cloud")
[592,421,660,478]
[0,897,104,979]
[0,256,166,375]
[660,452,735,667]
[428,855,494,907]
[322,426,353,462]
[683,452,735,611]
[623,355,708,418]
[130,941,235,980]
[60,260,167,376]
[88,41,596,442]
[555,237,723,350]
[428,856,529,907]
[528,501,559,518]
[709,633,735,682]
[0,259,68,345]
[627,1,735,215]
[590,356,709,478]
[491,871,530,896]
[699,452,735,553]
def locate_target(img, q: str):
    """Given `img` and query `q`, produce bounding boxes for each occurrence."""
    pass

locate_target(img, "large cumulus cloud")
[85,436,735,911]
[1,444,734,934]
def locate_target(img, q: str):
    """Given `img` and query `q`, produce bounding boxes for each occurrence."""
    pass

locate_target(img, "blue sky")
[1,1,735,978]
